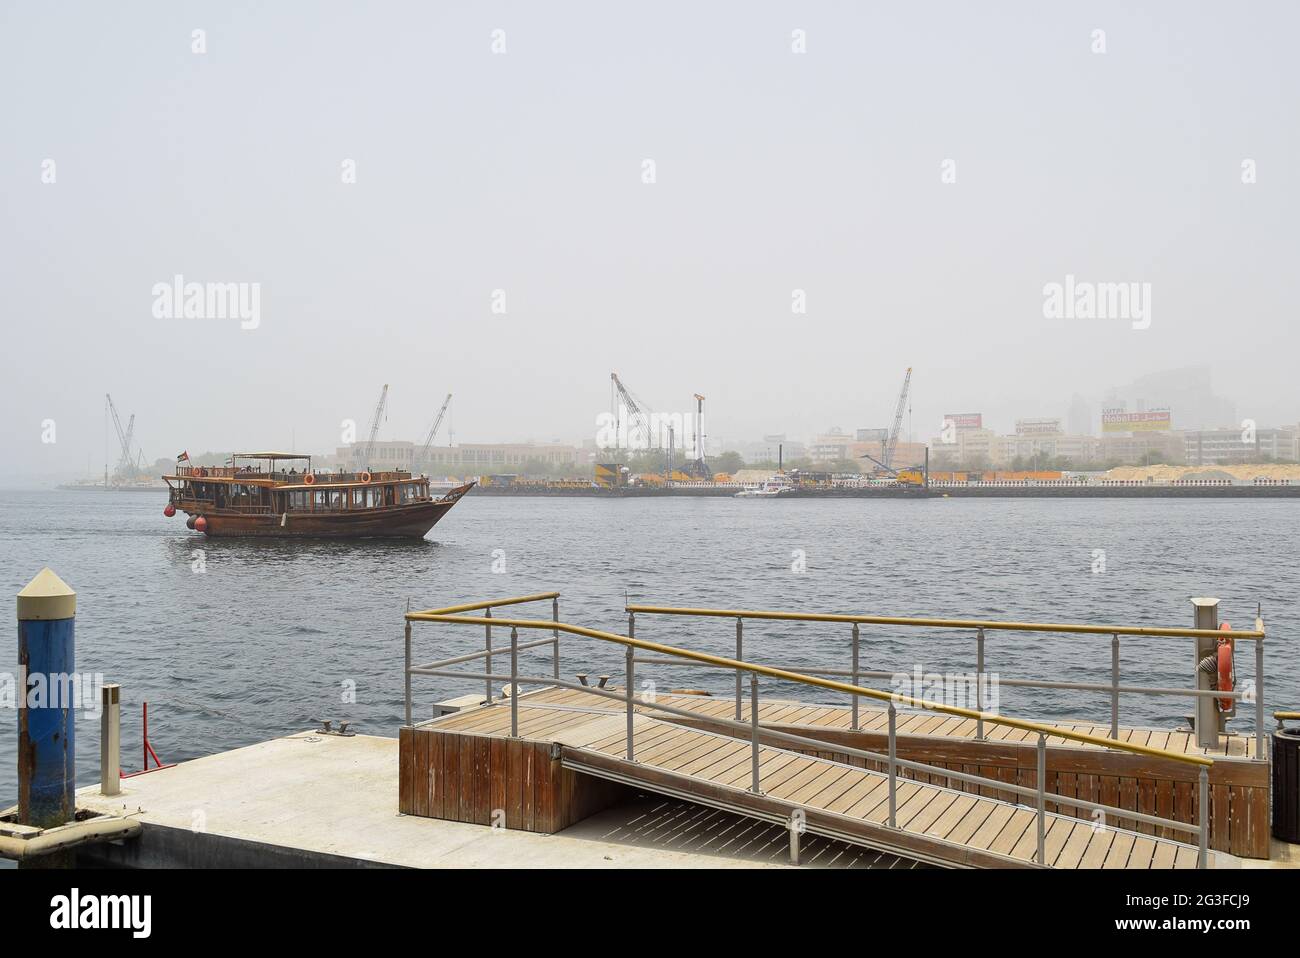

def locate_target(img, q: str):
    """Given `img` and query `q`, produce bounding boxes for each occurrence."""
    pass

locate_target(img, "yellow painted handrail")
[625,604,1266,641]
[405,610,1214,768]
[411,593,559,617]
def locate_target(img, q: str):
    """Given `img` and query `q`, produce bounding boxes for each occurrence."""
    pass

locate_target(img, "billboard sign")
[942,413,983,431]
[1015,418,1062,436]
[1102,408,1171,433]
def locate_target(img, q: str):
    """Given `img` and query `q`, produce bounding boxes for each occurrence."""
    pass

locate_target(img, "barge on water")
[162,452,473,538]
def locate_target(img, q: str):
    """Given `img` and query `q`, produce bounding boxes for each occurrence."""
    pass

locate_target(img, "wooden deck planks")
[413,691,1212,868]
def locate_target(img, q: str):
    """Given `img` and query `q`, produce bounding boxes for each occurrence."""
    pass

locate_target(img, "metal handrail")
[407,611,1212,768]
[628,602,1268,762]
[412,592,560,617]
[406,607,1213,867]
[625,604,1265,640]
[404,593,560,728]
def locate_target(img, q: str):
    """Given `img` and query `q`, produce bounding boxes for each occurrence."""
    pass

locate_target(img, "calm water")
[1,489,1296,808]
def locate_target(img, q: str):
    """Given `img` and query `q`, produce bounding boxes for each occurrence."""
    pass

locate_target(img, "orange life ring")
[1217,623,1234,711]
[359,471,372,483]
[303,473,316,485]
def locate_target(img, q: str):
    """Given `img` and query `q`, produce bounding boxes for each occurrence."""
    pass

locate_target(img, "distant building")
[1183,427,1298,466]
[735,437,804,463]
[1104,367,1235,431]
[999,433,1100,465]
[332,439,583,474]
[809,429,852,463]
[1099,432,1186,466]
[936,427,997,467]
[1067,394,1093,437]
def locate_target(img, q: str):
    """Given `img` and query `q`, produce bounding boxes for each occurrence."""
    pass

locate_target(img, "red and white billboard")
[943,413,983,431]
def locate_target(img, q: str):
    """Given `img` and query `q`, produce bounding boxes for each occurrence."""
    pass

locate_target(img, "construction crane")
[414,393,453,474]
[859,368,922,484]
[105,393,143,481]
[882,367,912,470]
[360,384,389,469]
[609,373,660,452]
[684,393,710,479]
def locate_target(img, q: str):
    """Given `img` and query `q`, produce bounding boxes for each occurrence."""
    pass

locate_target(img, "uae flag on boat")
[176,451,190,463]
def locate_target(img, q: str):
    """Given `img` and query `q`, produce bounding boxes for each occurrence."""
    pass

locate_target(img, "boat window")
[353,488,365,506]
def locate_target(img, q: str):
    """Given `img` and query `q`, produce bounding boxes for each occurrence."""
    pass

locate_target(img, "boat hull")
[177,484,474,539]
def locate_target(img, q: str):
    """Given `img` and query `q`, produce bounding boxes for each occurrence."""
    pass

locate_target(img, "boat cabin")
[166,452,435,515]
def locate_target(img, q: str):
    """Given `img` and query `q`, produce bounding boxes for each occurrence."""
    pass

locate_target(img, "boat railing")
[404,593,1218,867]
[172,466,419,485]
[625,603,1268,763]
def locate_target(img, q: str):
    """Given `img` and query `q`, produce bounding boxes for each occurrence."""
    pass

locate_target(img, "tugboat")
[162,452,474,538]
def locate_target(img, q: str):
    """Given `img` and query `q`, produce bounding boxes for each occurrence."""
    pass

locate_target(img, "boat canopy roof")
[232,452,312,461]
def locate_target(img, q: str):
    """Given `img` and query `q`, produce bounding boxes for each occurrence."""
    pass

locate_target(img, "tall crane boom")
[105,393,137,478]
[361,384,389,468]
[415,393,453,473]
[684,392,710,478]
[883,367,912,469]
[610,373,658,451]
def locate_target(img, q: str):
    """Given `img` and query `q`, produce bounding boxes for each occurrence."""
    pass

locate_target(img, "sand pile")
[1105,463,1300,481]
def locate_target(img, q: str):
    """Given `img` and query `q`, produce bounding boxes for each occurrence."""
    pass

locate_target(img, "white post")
[100,683,120,796]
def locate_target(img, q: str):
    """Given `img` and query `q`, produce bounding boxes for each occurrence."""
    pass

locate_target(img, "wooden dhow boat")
[162,452,474,538]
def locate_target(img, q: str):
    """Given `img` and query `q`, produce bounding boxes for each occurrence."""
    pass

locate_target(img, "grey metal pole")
[735,618,743,722]
[1111,634,1120,739]
[404,621,412,727]
[552,597,560,681]
[789,817,801,865]
[976,629,985,740]
[750,674,761,793]
[484,607,493,704]
[1192,598,1220,749]
[625,645,635,761]
[851,623,860,731]
[100,683,120,796]
[509,626,519,737]
[887,703,897,828]
[1197,766,1209,868]
[1036,733,1047,864]
[1255,637,1265,761]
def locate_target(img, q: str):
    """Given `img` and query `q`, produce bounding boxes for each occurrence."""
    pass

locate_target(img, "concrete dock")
[74,731,914,868]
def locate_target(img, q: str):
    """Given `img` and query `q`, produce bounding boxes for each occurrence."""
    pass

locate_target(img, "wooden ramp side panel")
[398,725,630,833]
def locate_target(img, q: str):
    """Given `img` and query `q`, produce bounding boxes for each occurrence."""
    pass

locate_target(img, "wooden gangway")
[415,688,1208,868]
[400,593,1237,869]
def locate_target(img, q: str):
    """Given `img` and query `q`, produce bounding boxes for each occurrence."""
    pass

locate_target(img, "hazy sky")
[3,1,1297,481]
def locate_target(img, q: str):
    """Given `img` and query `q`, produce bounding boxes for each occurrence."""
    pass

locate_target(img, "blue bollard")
[17,568,77,827]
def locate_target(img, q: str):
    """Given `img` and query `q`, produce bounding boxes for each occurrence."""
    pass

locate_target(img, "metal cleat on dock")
[311,719,357,737]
